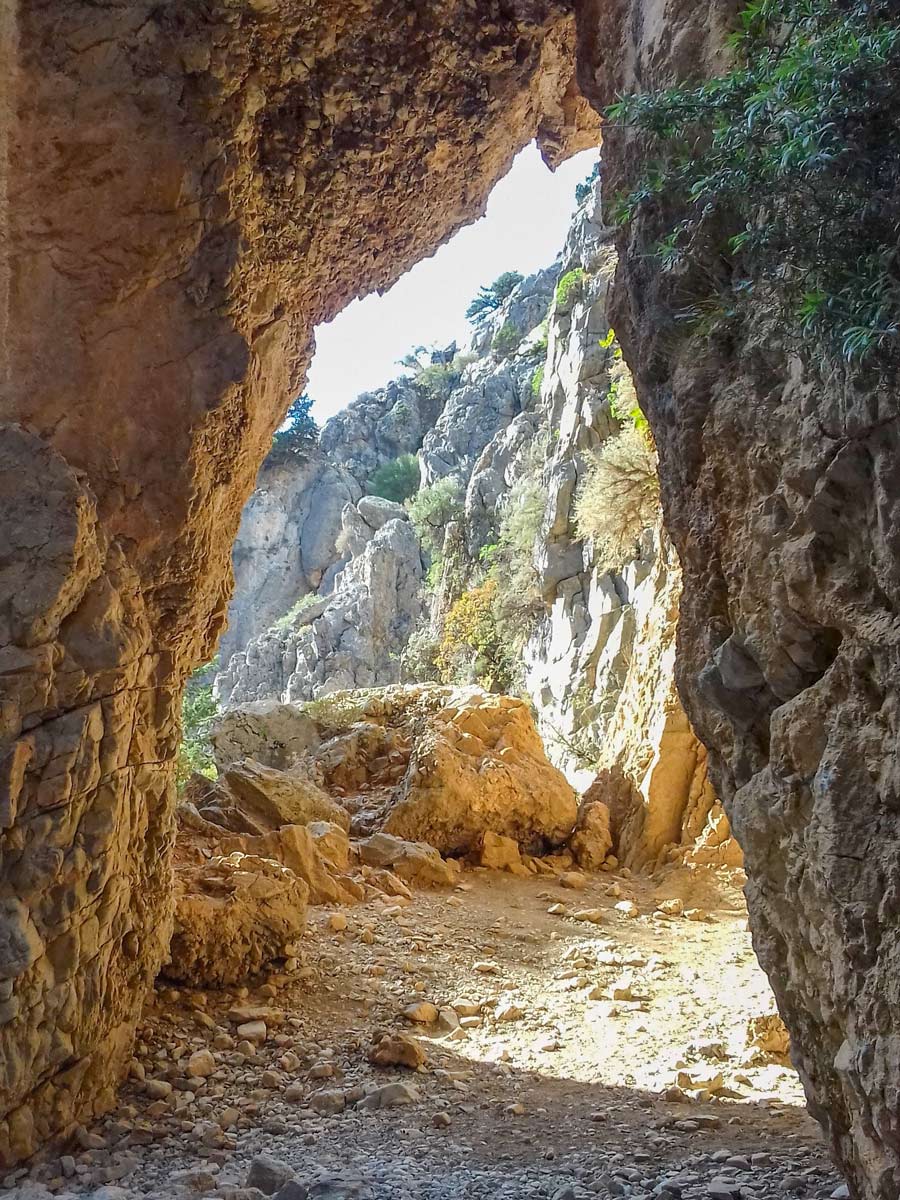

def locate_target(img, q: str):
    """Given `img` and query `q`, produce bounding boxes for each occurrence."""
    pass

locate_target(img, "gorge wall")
[584,5,900,1199]
[2,2,899,1196]
[0,0,595,1163]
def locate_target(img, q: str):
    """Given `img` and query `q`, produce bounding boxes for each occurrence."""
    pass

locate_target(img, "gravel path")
[4,864,847,1200]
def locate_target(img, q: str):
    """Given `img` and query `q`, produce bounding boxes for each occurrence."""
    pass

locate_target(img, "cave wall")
[0,0,596,1160]
[577,2,900,1197]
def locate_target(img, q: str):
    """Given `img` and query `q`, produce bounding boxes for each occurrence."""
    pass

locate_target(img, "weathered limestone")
[587,3,900,1195]
[166,851,309,988]
[1,0,595,1160]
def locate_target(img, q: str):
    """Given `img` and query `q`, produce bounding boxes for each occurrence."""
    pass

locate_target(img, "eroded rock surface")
[588,3,900,1194]
[1,0,595,1159]
[212,685,578,856]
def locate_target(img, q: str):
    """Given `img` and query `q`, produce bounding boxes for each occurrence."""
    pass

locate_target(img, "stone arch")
[4,2,900,1197]
[0,0,597,1161]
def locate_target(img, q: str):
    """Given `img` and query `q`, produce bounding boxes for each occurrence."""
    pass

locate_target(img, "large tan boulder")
[358,832,460,887]
[221,759,351,833]
[569,800,613,871]
[383,690,577,854]
[208,824,356,906]
[166,852,308,987]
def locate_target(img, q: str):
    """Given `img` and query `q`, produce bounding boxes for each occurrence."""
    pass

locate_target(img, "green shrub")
[607,0,900,363]
[492,320,522,357]
[416,360,462,400]
[273,592,321,630]
[489,473,545,628]
[401,625,442,683]
[531,364,545,398]
[555,268,586,309]
[407,478,463,556]
[300,694,366,730]
[466,271,524,322]
[575,426,660,570]
[267,395,319,464]
[435,581,518,692]
[368,454,420,503]
[176,673,218,788]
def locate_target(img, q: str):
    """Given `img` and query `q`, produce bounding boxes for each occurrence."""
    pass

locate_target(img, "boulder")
[382,689,578,854]
[308,820,352,872]
[221,759,351,832]
[165,852,308,987]
[746,1012,791,1057]
[569,800,612,871]
[215,823,357,906]
[357,832,459,887]
[477,831,527,874]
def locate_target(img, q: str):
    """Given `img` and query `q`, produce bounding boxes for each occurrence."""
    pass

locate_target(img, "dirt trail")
[9,866,844,1200]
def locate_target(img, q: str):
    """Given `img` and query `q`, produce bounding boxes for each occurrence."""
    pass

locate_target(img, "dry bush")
[575,425,660,570]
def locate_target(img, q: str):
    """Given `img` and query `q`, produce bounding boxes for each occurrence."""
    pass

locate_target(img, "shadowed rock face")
[4,1,900,1194]
[0,0,595,1161]
[581,2,900,1197]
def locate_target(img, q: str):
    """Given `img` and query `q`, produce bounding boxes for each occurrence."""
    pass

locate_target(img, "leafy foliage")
[607,0,900,363]
[575,161,601,205]
[492,320,522,357]
[435,581,518,692]
[368,454,421,503]
[176,673,218,788]
[466,271,524,322]
[407,477,463,556]
[600,334,650,436]
[268,395,319,464]
[415,360,463,399]
[400,624,442,683]
[531,363,545,398]
[555,268,586,309]
[575,425,660,570]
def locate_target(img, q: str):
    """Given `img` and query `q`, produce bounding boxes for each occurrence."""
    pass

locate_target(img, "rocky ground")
[6,864,846,1200]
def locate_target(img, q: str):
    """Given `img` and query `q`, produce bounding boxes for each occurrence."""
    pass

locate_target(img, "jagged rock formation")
[219,184,737,878]
[217,510,424,704]
[1,1,595,1162]
[590,7,900,1196]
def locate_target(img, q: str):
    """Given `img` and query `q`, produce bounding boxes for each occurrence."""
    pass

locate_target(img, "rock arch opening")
[4,3,900,1198]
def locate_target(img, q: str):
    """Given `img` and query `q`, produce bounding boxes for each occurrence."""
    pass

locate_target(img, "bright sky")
[305,142,598,422]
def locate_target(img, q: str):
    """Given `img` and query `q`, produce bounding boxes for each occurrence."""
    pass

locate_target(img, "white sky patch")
[305,142,598,422]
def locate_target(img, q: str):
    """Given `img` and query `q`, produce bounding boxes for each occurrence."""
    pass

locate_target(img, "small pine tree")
[268,395,319,464]
[465,271,524,322]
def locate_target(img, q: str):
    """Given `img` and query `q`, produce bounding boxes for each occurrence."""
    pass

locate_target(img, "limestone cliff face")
[582,4,900,1196]
[218,185,735,875]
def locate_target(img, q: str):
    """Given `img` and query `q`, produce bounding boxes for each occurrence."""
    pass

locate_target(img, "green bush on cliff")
[555,268,585,308]
[607,0,900,363]
[407,477,463,556]
[273,592,320,630]
[575,425,660,570]
[368,454,420,503]
[492,320,522,357]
